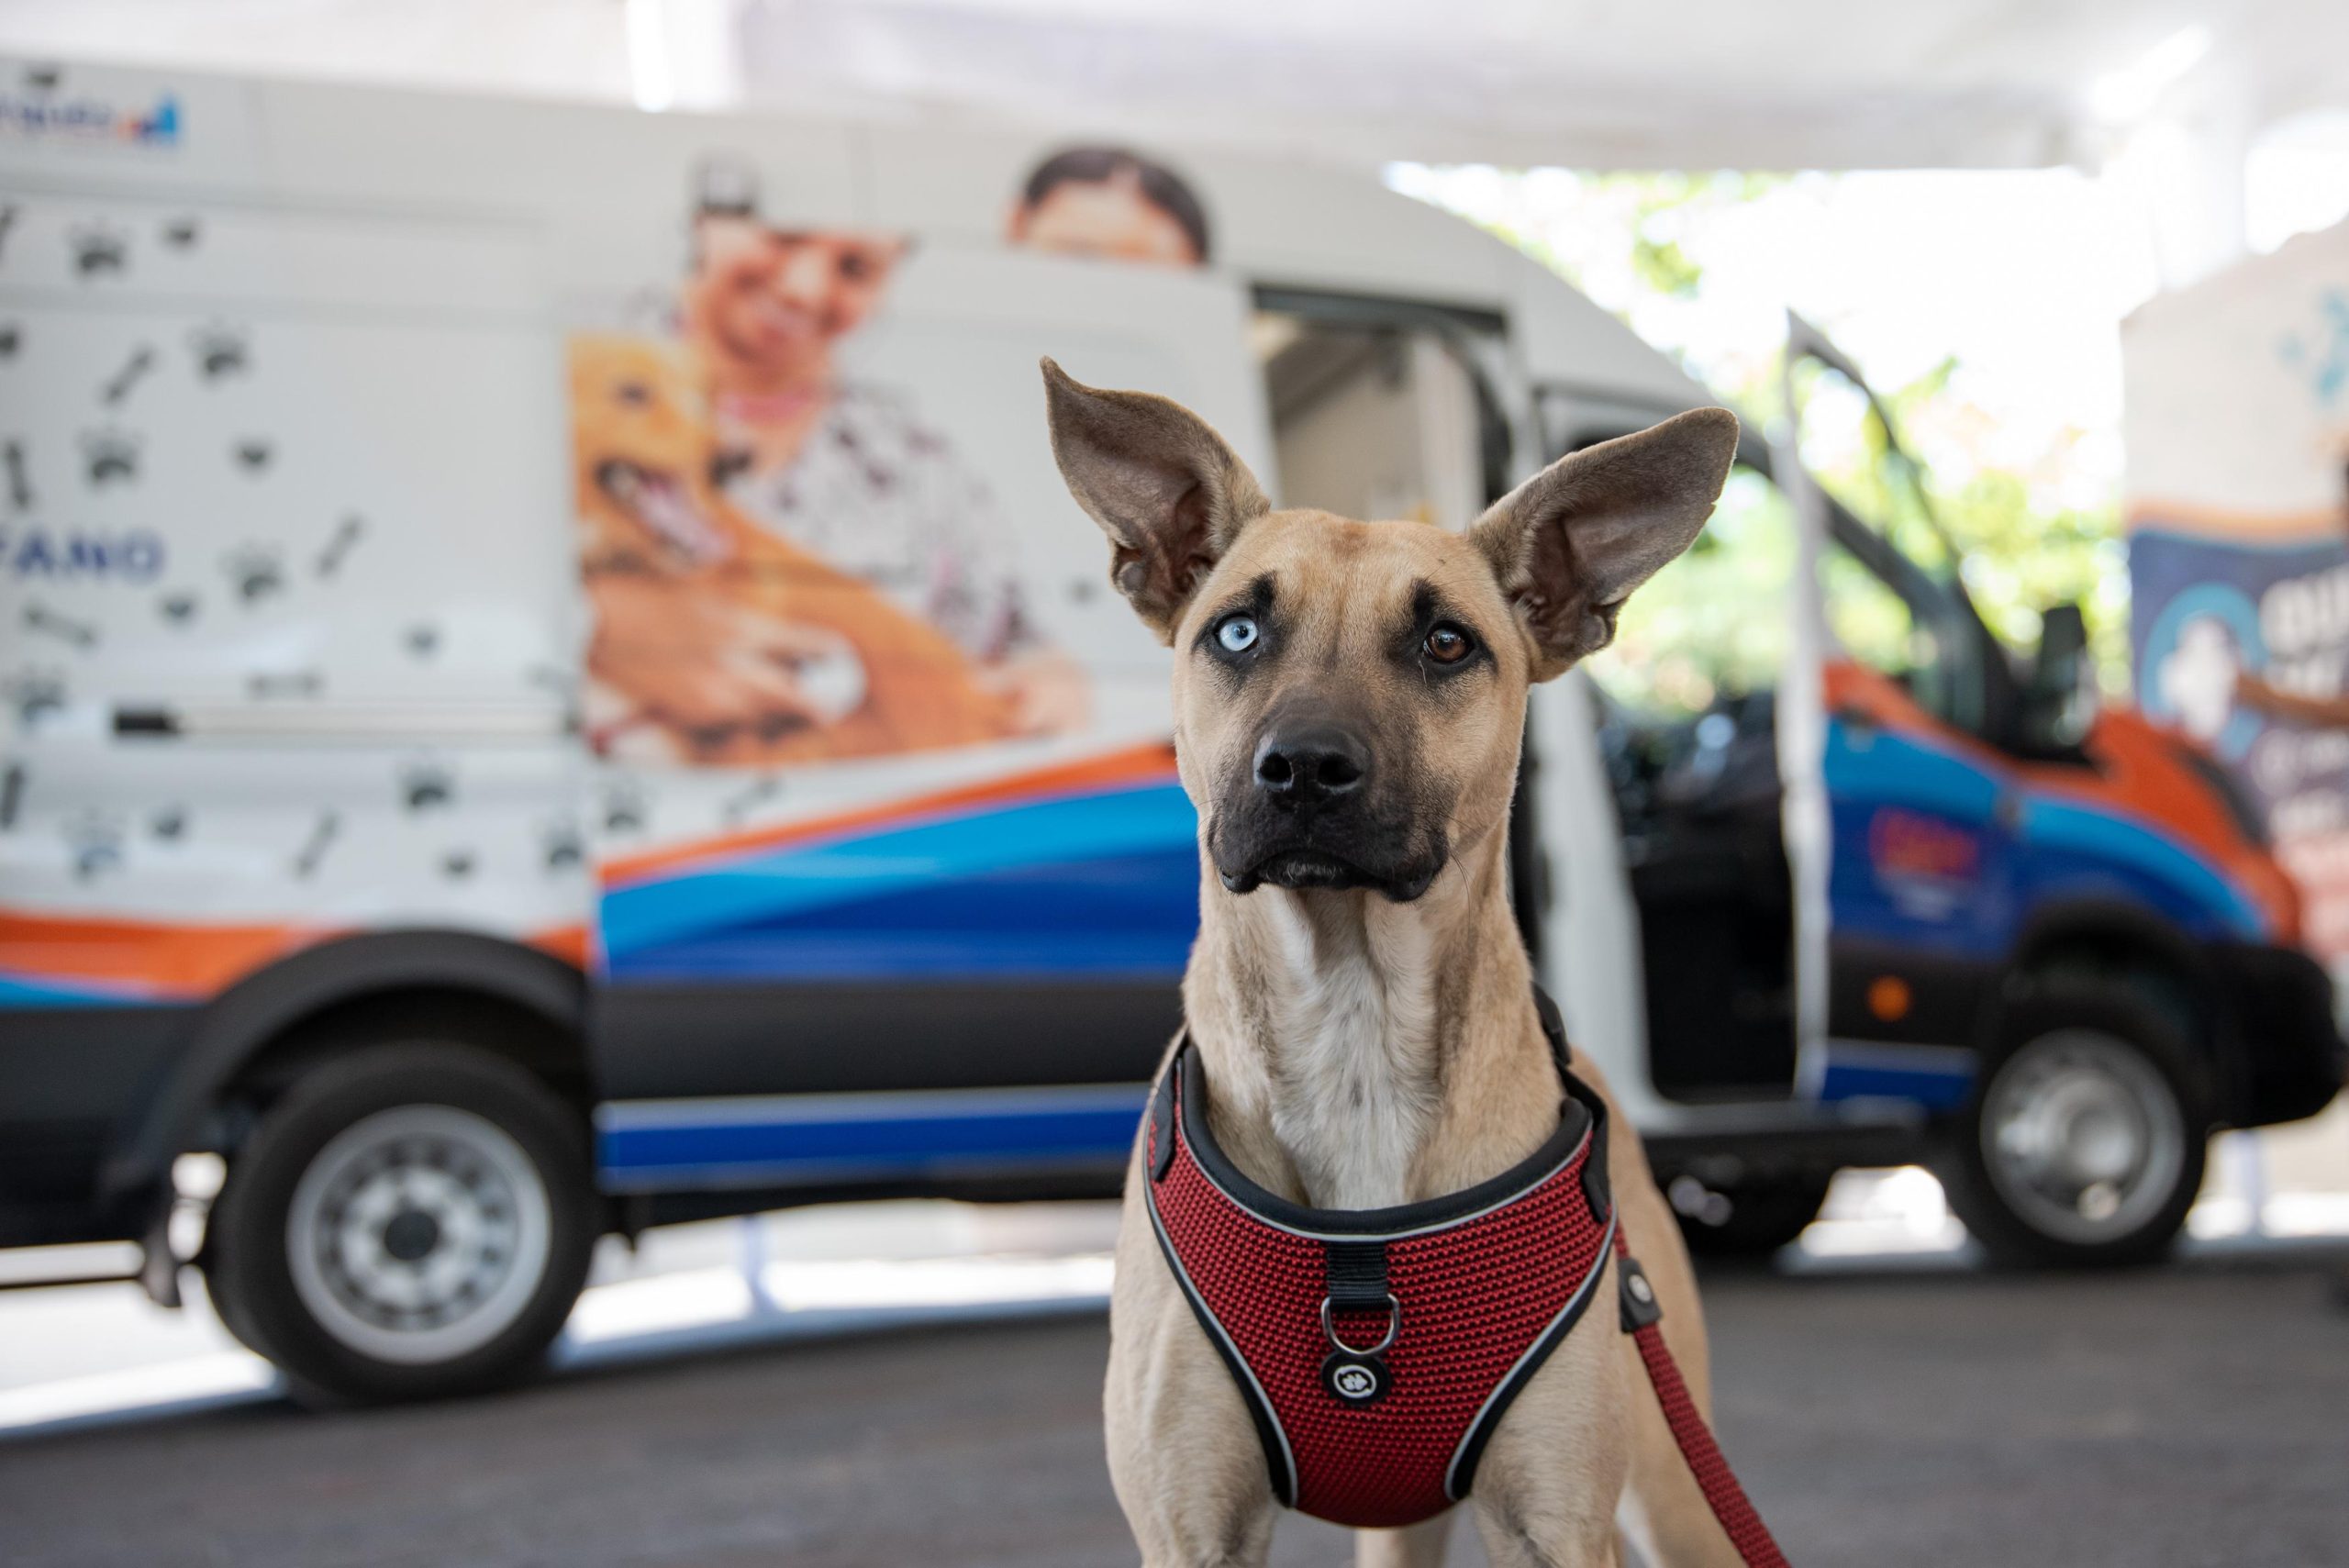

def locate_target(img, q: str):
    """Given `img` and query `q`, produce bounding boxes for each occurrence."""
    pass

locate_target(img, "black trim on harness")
[1149,1073,1177,1182]
[1579,1102,1612,1227]
[1168,1034,1597,1239]
[1443,1209,1619,1500]
[1143,1168,1300,1507]
[1532,986,1572,1068]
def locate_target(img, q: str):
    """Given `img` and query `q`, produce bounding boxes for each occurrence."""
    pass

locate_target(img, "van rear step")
[1642,1100,1927,1184]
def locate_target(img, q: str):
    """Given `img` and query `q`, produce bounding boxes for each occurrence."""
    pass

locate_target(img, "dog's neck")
[1182,830,1564,1210]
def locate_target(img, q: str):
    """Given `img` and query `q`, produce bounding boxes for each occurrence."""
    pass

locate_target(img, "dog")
[568,335,1015,763]
[1042,359,1747,1567]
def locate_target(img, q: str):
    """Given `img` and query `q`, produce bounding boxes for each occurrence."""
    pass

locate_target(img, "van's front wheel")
[1942,988,2206,1268]
[202,1043,596,1404]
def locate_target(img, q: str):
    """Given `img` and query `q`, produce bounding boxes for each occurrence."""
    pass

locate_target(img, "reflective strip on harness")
[1144,1040,1614,1529]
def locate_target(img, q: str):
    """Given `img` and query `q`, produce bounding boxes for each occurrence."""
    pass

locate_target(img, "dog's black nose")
[1254,727,1368,806]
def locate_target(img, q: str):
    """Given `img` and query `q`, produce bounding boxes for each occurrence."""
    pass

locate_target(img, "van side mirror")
[2023,602,2093,751]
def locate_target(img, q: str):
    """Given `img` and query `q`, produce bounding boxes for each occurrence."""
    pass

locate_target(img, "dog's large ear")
[1471,407,1739,681]
[1042,357,1271,643]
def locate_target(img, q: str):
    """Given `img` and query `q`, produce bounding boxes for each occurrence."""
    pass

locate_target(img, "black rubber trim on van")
[2210,940,2346,1128]
[103,930,587,1205]
[0,1006,194,1246]
[592,977,1183,1099]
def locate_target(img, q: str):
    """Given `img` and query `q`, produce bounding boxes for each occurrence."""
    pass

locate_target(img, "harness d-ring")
[1320,1292,1400,1356]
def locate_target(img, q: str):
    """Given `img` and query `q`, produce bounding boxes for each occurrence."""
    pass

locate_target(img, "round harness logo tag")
[1320,1350,1391,1406]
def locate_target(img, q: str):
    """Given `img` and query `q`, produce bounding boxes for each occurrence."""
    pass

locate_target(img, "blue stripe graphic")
[1818,1061,1974,1110]
[599,782,1202,983]
[604,784,1193,947]
[1826,720,2002,821]
[1824,717,2270,951]
[2016,796,2266,940]
[596,1085,1150,1192]
[0,973,161,1009]
[1817,1044,1976,1110]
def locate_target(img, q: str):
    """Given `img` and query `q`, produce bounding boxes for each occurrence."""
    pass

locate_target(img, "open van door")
[1766,314,2324,1266]
[1778,315,2028,1109]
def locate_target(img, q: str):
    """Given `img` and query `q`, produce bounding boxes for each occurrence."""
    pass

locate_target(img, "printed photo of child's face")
[688,217,905,371]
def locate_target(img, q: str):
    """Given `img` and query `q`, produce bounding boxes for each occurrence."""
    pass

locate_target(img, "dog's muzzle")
[1209,724,1446,901]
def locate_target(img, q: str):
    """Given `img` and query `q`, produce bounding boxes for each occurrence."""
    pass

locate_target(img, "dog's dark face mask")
[1039,359,1740,904]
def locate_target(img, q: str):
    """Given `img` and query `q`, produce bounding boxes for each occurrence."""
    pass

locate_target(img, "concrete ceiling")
[3,0,2344,169]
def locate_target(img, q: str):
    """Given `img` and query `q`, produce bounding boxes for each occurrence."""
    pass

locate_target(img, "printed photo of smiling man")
[576,157,1090,764]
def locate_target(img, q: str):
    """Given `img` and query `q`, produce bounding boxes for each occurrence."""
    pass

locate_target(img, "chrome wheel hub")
[287,1105,551,1364]
[1980,1028,2187,1245]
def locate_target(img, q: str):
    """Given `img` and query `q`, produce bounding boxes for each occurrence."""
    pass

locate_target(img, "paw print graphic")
[64,812,124,880]
[399,762,456,813]
[4,667,67,727]
[541,820,586,872]
[189,322,250,381]
[600,781,650,835]
[81,428,140,487]
[223,544,285,605]
[68,223,128,279]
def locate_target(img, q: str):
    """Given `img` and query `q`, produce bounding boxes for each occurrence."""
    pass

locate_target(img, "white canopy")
[3,0,2344,171]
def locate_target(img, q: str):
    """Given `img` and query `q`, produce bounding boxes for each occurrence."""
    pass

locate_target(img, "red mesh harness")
[1144,991,1790,1562]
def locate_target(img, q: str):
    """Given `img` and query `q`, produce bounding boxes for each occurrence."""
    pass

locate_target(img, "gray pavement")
[5,1241,2347,1567]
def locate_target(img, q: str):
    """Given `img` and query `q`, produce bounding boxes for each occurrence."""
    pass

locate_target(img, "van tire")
[1941,985,2207,1268]
[200,1246,283,1365]
[202,1042,595,1404]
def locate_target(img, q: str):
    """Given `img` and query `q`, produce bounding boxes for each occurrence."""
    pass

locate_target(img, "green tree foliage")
[1395,166,2130,715]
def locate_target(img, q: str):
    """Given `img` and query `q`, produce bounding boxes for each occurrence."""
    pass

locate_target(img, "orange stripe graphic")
[0,911,325,999]
[0,912,593,1001]
[2127,498,2344,542]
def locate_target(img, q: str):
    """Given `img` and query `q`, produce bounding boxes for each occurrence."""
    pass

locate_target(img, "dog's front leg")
[1469,1505,1620,1568]
[1461,1281,1632,1568]
[1103,1310,1279,1567]
[1356,1514,1454,1568]
[1106,1191,1280,1568]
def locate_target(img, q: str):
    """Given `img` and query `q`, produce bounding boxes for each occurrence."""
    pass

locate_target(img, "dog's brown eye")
[1424,625,1473,664]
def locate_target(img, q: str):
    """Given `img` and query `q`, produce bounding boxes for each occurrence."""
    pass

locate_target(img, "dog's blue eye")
[1217,616,1260,653]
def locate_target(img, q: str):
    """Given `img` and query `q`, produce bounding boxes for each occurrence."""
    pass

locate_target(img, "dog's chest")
[1264,953,1440,1210]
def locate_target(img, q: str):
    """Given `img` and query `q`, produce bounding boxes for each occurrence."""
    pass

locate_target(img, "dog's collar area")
[1165,1023,1599,1241]
[1143,985,1618,1529]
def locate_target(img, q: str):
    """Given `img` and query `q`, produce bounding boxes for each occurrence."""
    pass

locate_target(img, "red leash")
[1613,1232,1790,1567]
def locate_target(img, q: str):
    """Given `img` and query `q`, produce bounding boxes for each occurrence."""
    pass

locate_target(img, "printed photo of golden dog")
[569,334,1016,764]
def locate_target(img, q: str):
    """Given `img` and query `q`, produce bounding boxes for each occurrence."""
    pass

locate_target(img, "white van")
[3,58,2333,1401]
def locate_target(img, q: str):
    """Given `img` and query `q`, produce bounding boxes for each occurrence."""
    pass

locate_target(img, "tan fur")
[1047,362,1743,1567]
[570,335,1015,762]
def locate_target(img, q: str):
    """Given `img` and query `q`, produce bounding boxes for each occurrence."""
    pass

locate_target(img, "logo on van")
[0,88,180,148]
[1866,807,1980,920]
[2,526,166,583]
